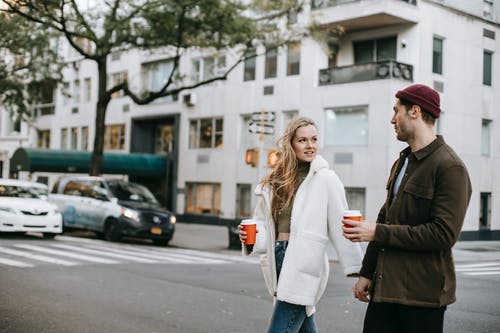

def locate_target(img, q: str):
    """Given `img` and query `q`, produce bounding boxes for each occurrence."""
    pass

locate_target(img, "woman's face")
[292,124,318,163]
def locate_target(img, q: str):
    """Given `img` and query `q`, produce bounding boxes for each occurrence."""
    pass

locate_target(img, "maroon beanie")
[395,84,441,118]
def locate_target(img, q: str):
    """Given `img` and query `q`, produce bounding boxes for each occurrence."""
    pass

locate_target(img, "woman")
[240,116,363,332]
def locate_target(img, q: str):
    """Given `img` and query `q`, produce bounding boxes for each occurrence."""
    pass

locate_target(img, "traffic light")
[245,148,259,167]
[267,150,278,168]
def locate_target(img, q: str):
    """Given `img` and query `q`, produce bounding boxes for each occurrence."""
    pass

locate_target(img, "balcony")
[32,103,55,117]
[318,60,413,86]
[311,0,417,32]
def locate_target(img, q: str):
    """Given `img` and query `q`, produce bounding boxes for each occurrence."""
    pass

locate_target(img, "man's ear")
[409,105,421,119]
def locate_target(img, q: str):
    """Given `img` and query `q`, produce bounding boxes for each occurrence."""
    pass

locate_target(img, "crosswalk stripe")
[14,244,120,264]
[50,244,159,263]
[84,244,225,264]
[0,257,34,268]
[0,246,78,266]
[456,262,500,276]
[456,262,500,269]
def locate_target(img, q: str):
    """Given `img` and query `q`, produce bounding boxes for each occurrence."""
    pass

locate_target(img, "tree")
[2,0,308,175]
[0,11,62,126]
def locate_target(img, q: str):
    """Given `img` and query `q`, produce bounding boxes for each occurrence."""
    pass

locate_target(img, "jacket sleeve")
[242,194,268,256]
[325,171,363,276]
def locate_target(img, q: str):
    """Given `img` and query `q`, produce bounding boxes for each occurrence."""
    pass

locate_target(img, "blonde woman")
[240,116,363,332]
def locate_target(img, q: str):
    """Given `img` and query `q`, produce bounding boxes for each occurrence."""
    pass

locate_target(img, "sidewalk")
[170,223,500,261]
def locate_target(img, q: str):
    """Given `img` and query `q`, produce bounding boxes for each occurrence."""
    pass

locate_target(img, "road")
[0,233,499,333]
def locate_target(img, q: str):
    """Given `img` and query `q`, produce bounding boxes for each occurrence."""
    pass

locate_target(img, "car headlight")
[0,206,17,214]
[121,208,140,221]
[169,215,176,224]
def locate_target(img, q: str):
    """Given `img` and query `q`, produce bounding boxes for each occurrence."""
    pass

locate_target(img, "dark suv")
[50,176,175,246]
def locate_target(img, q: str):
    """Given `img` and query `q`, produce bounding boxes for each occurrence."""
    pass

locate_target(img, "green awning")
[10,148,167,178]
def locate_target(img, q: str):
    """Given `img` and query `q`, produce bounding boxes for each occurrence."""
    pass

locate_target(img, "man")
[342,84,472,333]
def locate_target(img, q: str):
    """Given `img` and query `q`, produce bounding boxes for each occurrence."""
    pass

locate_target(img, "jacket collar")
[399,135,445,161]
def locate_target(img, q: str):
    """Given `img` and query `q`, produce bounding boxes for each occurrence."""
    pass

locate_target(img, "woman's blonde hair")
[262,116,316,220]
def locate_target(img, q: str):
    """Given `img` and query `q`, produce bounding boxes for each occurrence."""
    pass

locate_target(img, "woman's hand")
[238,224,258,243]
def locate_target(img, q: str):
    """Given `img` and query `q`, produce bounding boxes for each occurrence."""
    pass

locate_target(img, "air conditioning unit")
[183,92,196,107]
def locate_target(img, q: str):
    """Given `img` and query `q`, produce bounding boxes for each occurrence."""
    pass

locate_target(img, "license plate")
[151,227,162,235]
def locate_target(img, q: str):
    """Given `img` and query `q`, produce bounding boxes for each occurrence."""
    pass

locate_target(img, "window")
[109,71,128,98]
[143,60,177,103]
[155,124,175,154]
[104,124,125,150]
[84,78,91,102]
[480,192,491,230]
[73,79,80,103]
[483,51,492,86]
[282,110,298,130]
[354,36,397,64]
[70,127,78,150]
[62,82,70,105]
[61,128,68,149]
[325,106,368,146]
[287,42,301,76]
[243,49,256,81]
[185,183,221,215]
[236,184,252,218]
[189,117,223,149]
[265,46,278,78]
[433,37,443,74]
[81,127,88,151]
[37,130,50,148]
[481,119,492,156]
[191,55,226,82]
[345,188,366,217]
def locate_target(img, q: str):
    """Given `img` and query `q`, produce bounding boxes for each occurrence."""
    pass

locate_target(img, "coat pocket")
[401,181,434,225]
[292,231,328,277]
[260,255,274,297]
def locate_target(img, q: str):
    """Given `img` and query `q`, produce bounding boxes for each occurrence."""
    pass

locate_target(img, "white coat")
[243,155,363,316]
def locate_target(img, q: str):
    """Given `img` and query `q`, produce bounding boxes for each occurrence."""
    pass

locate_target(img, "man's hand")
[342,219,376,242]
[352,276,371,303]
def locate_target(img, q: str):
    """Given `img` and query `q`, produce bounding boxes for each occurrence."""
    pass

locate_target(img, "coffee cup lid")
[343,210,362,217]
[240,219,256,225]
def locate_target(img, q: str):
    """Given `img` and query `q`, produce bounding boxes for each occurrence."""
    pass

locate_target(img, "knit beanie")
[395,84,441,118]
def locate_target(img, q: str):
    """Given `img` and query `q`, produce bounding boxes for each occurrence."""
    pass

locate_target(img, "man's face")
[391,99,413,142]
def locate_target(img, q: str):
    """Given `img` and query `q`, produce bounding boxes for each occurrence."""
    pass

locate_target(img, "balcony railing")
[311,0,416,10]
[32,103,55,117]
[318,60,413,86]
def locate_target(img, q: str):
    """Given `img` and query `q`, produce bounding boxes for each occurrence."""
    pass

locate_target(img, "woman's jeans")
[266,240,318,333]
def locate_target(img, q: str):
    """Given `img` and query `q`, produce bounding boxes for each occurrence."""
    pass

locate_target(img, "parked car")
[49,176,175,246]
[0,178,62,238]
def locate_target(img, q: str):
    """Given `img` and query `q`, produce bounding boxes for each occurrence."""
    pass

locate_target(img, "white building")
[1,0,499,240]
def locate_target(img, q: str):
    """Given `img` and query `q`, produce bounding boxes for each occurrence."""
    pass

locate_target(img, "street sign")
[251,111,275,122]
[248,121,274,135]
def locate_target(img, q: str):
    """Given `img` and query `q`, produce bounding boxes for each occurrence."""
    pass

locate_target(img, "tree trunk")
[89,60,110,176]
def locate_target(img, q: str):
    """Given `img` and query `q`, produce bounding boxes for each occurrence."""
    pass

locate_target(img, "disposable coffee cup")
[343,210,363,228]
[240,219,257,245]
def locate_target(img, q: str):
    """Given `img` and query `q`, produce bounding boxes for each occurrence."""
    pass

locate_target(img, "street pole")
[257,111,265,183]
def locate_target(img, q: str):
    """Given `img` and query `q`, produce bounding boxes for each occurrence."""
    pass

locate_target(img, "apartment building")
[1,0,498,239]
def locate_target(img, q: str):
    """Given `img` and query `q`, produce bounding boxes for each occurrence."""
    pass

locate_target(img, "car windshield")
[0,185,41,199]
[108,181,159,204]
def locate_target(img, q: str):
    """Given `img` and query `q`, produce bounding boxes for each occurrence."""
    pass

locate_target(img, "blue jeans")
[267,240,318,333]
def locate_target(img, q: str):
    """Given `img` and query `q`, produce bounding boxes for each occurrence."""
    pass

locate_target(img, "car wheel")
[43,233,56,239]
[104,220,122,242]
[152,238,169,246]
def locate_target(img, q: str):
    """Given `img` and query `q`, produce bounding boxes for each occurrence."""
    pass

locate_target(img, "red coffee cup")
[343,210,363,228]
[240,220,257,245]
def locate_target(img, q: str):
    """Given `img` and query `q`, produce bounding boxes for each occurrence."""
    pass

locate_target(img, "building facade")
[1,0,499,238]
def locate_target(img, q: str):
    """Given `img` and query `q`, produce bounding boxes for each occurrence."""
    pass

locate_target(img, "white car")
[0,178,62,238]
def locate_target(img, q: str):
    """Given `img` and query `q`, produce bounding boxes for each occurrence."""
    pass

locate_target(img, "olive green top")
[276,162,310,234]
